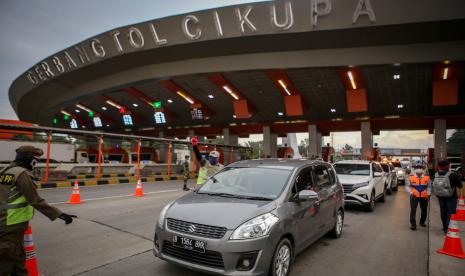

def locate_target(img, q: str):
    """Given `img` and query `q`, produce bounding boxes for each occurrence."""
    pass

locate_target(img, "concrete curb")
[37,175,193,189]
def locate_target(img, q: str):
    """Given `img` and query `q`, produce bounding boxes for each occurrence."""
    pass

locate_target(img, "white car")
[334,160,387,211]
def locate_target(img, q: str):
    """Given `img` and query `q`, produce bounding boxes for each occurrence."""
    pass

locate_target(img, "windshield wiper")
[242,196,273,201]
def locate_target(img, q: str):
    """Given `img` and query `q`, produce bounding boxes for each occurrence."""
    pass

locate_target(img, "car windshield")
[380,163,389,172]
[197,167,291,200]
[334,163,370,176]
[391,162,402,168]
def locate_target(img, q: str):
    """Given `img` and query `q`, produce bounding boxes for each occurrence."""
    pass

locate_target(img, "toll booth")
[130,146,159,163]
[104,147,129,163]
[76,147,98,163]
[277,146,294,158]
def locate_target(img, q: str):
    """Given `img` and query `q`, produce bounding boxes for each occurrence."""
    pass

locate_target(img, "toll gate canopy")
[8,0,465,139]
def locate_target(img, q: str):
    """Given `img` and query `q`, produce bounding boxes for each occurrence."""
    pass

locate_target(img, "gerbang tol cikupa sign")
[26,0,377,86]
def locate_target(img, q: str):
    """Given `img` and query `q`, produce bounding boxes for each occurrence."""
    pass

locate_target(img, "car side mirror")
[297,190,319,202]
[374,172,383,177]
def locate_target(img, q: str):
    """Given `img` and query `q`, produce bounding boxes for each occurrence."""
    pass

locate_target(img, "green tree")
[447,129,465,155]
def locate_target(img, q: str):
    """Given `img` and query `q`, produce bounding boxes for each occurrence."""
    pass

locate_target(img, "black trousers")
[410,196,428,226]
[438,197,457,230]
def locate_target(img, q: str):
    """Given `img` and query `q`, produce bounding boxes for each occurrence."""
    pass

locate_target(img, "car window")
[334,163,370,176]
[292,167,314,194]
[313,166,331,188]
[380,163,389,173]
[198,167,291,199]
[328,167,337,184]
[372,163,383,174]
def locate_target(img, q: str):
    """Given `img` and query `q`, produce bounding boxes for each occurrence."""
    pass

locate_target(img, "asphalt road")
[30,181,465,276]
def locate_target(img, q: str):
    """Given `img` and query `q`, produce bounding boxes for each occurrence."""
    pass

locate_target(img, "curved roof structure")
[9,0,465,137]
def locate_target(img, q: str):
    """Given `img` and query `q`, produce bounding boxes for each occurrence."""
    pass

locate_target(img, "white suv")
[334,160,387,211]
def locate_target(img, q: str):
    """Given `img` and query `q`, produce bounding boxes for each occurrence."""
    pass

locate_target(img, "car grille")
[342,184,355,194]
[162,241,224,268]
[167,218,227,239]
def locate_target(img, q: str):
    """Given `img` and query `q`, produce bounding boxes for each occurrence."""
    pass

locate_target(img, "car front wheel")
[365,190,375,212]
[331,209,344,238]
[270,238,293,276]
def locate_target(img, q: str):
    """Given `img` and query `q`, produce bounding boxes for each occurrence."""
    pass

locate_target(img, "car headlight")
[353,182,369,189]
[157,203,173,229]
[230,213,279,240]
[397,171,404,175]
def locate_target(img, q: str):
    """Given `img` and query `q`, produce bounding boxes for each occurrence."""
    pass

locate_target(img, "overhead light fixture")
[61,110,71,116]
[444,60,450,64]
[277,80,291,96]
[278,112,284,116]
[106,124,110,127]
[330,108,336,113]
[82,125,86,129]
[106,100,122,109]
[167,99,173,103]
[393,63,401,67]
[397,104,404,109]
[385,115,400,119]
[208,94,214,99]
[347,71,357,90]
[101,106,107,111]
[75,109,80,113]
[443,67,449,80]
[393,74,400,80]
[176,91,194,104]
[132,103,139,107]
[222,85,239,100]
[233,115,237,118]
[76,104,92,113]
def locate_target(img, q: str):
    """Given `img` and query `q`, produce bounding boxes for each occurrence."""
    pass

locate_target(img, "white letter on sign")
[235,6,257,34]
[271,1,294,30]
[311,0,332,27]
[182,15,202,40]
[353,0,376,23]
[91,39,106,58]
[128,27,145,48]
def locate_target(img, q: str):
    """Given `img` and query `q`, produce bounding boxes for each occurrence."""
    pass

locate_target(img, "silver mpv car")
[154,159,344,276]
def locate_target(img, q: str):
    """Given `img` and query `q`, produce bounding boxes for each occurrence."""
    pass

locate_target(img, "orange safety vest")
[408,175,430,198]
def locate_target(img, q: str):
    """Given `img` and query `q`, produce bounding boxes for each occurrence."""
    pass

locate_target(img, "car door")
[288,166,321,248]
[313,165,337,232]
[372,163,384,197]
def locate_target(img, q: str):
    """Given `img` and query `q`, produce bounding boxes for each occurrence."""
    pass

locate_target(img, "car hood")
[166,192,277,230]
[337,174,371,185]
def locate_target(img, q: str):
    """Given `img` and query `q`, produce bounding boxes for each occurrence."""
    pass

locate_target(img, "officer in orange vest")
[405,162,431,230]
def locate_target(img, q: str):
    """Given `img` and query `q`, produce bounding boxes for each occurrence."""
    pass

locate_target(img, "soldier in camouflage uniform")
[0,146,76,276]
[183,155,190,191]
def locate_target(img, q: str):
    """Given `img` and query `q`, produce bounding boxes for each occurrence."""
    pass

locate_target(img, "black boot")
[410,225,417,231]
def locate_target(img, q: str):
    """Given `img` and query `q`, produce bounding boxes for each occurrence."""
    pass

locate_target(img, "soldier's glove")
[191,136,198,146]
[59,213,77,225]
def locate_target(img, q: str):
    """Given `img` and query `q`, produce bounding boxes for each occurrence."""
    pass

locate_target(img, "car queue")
[153,140,411,276]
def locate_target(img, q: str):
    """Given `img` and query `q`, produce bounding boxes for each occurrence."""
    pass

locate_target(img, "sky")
[0,0,454,149]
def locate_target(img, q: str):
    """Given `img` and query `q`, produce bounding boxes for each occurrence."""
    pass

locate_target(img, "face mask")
[208,156,218,165]
[30,158,38,170]
[415,169,423,175]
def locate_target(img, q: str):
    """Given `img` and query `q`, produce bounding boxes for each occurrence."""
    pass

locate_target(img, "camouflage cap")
[16,145,44,157]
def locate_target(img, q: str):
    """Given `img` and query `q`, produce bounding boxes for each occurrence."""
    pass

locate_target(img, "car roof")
[334,160,372,165]
[228,158,327,171]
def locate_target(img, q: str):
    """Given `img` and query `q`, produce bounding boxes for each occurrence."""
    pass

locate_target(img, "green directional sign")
[63,114,70,120]
[153,101,162,108]
[88,111,94,117]
[53,118,58,124]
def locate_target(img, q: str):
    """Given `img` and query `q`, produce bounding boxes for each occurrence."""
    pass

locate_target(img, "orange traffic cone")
[134,178,144,197]
[24,225,41,276]
[67,180,82,204]
[456,197,465,221]
[437,214,465,258]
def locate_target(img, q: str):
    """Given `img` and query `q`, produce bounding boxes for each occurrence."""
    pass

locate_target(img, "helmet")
[16,146,43,157]
[209,151,220,158]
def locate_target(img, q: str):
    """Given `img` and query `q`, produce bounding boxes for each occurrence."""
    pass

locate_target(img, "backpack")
[432,172,453,197]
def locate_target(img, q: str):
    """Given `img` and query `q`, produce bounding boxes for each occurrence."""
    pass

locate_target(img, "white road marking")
[50,189,180,205]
